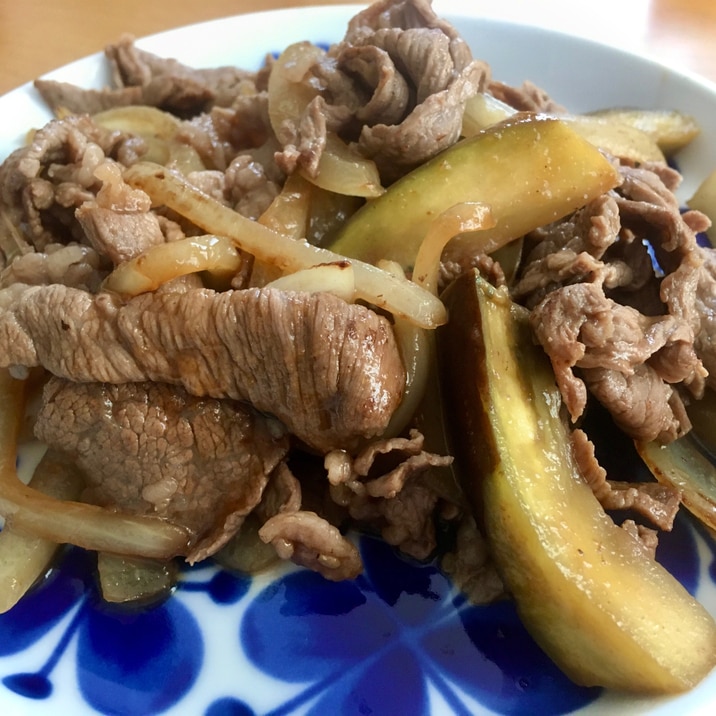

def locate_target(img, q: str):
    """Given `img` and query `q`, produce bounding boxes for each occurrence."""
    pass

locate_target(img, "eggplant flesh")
[329,114,620,271]
[437,271,716,693]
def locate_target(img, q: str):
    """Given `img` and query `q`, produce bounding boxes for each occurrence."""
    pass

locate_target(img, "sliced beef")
[0,111,282,281]
[572,427,682,532]
[0,284,405,452]
[326,428,453,502]
[440,514,505,605]
[0,243,103,291]
[223,154,281,219]
[693,247,716,387]
[530,282,700,442]
[517,161,712,443]
[348,478,440,560]
[35,36,262,117]
[33,80,144,116]
[76,206,166,265]
[0,115,128,259]
[274,0,487,183]
[487,79,566,113]
[325,429,452,560]
[258,510,362,581]
[344,0,473,70]
[513,194,622,308]
[254,462,303,522]
[34,377,289,563]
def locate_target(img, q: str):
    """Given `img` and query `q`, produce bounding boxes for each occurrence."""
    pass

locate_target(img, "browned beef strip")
[440,514,504,605]
[0,243,104,291]
[75,206,166,265]
[336,45,410,127]
[348,478,439,560]
[0,284,405,452]
[571,428,682,532]
[582,365,690,443]
[514,158,714,443]
[693,248,716,387]
[35,36,261,117]
[345,0,473,72]
[258,510,362,581]
[33,80,145,116]
[487,79,566,113]
[274,0,487,184]
[109,36,262,108]
[254,462,303,523]
[0,116,127,260]
[342,19,487,181]
[34,377,289,563]
[530,281,701,442]
[354,49,484,181]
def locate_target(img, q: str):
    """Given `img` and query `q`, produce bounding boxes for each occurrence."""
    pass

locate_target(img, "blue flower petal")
[423,599,600,715]
[359,537,453,626]
[76,598,203,715]
[655,512,700,595]
[242,568,394,682]
[0,547,91,656]
[2,672,53,700]
[307,644,429,716]
[207,569,250,604]
[205,696,256,716]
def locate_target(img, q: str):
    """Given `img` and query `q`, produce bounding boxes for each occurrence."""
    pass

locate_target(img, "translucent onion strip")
[123,161,447,328]
[252,173,313,286]
[636,437,716,533]
[268,41,384,198]
[302,133,385,199]
[0,449,83,613]
[412,202,495,295]
[0,370,192,560]
[258,172,313,240]
[266,262,356,303]
[94,105,183,139]
[385,203,494,435]
[267,41,325,141]
[378,260,431,438]
[103,234,243,296]
[97,552,178,605]
[688,168,716,244]
[93,105,205,173]
[461,93,516,137]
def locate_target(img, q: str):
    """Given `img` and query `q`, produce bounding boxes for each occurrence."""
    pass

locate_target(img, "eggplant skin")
[437,270,716,694]
[437,269,500,530]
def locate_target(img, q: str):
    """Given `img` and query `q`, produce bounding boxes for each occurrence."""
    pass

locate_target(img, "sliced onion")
[636,436,716,533]
[412,202,494,294]
[267,42,384,198]
[462,93,516,137]
[103,234,243,296]
[266,262,356,303]
[0,449,83,613]
[94,106,183,139]
[0,370,191,560]
[93,106,205,173]
[267,41,325,142]
[124,161,447,328]
[259,172,313,239]
[688,168,716,244]
[302,133,384,198]
[377,260,431,438]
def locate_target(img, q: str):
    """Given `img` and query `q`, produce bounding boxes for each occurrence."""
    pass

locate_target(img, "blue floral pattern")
[0,507,713,715]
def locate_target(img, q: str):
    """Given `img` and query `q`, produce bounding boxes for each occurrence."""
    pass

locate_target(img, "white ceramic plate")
[2,4,716,715]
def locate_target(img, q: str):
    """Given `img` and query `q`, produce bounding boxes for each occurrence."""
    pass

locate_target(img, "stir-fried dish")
[1,0,716,695]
